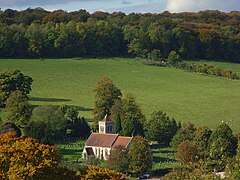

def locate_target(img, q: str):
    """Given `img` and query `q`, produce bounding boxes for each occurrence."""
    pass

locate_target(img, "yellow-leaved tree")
[0,133,77,180]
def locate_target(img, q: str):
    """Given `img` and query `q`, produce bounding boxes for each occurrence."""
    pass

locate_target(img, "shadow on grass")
[60,148,82,156]
[29,97,93,112]
[153,156,177,163]
[29,96,72,103]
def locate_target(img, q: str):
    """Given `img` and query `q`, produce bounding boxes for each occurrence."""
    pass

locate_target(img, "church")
[82,114,133,160]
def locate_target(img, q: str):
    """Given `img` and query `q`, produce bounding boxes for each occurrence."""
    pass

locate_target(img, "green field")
[0,58,240,131]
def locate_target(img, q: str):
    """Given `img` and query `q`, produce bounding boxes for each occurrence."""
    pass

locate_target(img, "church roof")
[85,132,133,148]
[112,136,133,148]
[85,133,118,147]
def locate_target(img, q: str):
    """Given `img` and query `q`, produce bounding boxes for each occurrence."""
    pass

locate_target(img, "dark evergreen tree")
[115,113,122,134]
[122,116,144,137]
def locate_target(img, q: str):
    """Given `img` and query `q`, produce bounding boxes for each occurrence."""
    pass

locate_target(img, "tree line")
[145,50,239,80]
[0,8,240,62]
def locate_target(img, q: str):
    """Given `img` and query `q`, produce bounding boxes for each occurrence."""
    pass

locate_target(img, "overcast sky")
[0,0,240,13]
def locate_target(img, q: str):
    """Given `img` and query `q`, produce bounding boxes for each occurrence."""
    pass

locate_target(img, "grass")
[151,144,181,172]
[0,58,240,131]
[58,140,85,163]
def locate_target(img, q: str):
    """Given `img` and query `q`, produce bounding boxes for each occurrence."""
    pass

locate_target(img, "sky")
[0,0,240,13]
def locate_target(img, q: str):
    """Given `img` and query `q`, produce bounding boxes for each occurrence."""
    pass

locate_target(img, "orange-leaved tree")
[0,132,77,180]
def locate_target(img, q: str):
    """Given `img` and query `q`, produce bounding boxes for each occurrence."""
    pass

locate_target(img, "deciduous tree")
[6,90,32,127]
[208,123,237,161]
[93,77,122,130]
[145,110,178,145]
[193,126,212,159]
[106,145,129,173]
[0,133,77,179]
[170,122,195,149]
[128,136,152,175]
[177,140,198,166]
[0,70,33,106]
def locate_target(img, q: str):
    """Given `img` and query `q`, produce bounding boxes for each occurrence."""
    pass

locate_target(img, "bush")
[0,132,77,179]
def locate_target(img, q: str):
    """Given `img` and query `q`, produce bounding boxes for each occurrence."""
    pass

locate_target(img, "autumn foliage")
[0,132,76,179]
[79,166,126,180]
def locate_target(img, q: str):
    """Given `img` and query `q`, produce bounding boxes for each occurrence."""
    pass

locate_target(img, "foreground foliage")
[0,133,77,179]
[79,166,126,180]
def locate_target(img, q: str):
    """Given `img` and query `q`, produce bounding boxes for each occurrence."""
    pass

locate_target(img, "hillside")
[0,58,239,131]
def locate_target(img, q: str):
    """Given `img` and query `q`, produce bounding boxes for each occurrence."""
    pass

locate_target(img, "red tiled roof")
[86,133,118,147]
[86,147,94,156]
[112,136,133,148]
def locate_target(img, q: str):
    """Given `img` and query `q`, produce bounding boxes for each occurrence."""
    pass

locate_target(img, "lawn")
[151,144,181,175]
[0,58,240,131]
[58,140,85,162]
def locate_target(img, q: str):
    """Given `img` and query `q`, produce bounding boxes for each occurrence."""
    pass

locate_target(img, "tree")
[65,107,91,138]
[23,120,48,144]
[106,145,129,173]
[121,94,145,124]
[0,133,77,179]
[0,70,33,106]
[226,143,240,179]
[115,113,122,134]
[170,122,195,149]
[122,116,144,137]
[110,99,123,120]
[145,110,178,145]
[25,23,44,57]
[193,126,212,159]
[208,123,237,161]
[28,105,69,144]
[177,140,198,166]
[128,136,152,175]
[6,90,32,127]
[0,122,22,137]
[93,77,122,130]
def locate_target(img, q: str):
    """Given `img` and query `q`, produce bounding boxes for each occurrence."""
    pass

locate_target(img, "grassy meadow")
[0,58,240,131]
